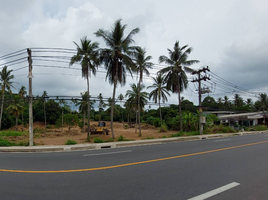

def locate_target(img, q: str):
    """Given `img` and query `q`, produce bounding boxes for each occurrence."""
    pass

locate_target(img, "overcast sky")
[1,0,268,106]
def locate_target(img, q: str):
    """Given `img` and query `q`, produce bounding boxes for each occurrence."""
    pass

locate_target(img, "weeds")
[65,140,77,145]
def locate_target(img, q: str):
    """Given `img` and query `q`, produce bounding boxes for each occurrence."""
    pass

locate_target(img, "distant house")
[218,111,268,127]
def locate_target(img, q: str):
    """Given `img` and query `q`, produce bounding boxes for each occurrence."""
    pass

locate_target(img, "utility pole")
[192,66,210,135]
[27,49,34,146]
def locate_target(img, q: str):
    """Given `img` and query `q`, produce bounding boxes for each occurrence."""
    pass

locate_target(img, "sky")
[1,0,268,107]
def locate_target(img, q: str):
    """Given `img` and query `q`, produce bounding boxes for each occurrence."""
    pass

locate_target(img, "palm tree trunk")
[0,88,5,130]
[110,61,118,139]
[159,92,162,126]
[44,100,46,131]
[178,88,182,132]
[138,80,142,137]
[83,111,85,133]
[61,110,63,132]
[15,116,18,131]
[111,80,116,139]
[87,76,91,141]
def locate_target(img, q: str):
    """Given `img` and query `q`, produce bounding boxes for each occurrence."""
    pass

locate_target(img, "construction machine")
[91,121,109,135]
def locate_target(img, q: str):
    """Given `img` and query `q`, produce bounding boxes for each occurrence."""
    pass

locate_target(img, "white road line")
[214,139,231,143]
[83,150,132,156]
[188,182,240,200]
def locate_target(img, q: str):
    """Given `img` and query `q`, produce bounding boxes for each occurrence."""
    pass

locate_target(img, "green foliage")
[33,127,46,134]
[205,124,236,134]
[146,116,161,127]
[142,136,154,139]
[46,124,53,129]
[93,137,114,143]
[246,125,268,131]
[159,123,168,132]
[61,114,79,131]
[124,124,129,129]
[0,131,24,137]
[65,140,77,145]
[94,137,104,143]
[117,135,131,141]
[0,138,11,146]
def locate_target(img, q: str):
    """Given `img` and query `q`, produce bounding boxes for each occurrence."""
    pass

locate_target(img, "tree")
[158,41,199,132]
[258,93,268,111]
[6,95,24,131]
[134,47,153,136]
[56,96,66,132]
[118,93,124,122]
[233,94,244,108]
[18,86,27,130]
[147,73,170,126]
[0,66,15,130]
[76,92,88,133]
[95,19,139,139]
[70,37,100,141]
[125,83,148,133]
[97,93,106,121]
[41,91,48,131]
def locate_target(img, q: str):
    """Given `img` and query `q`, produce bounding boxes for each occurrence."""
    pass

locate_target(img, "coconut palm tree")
[125,83,148,133]
[95,19,140,139]
[75,92,88,133]
[133,47,153,136]
[158,41,199,132]
[6,95,23,131]
[118,93,124,122]
[0,66,15,130]
[18,85,27,130]
[70,37,100,141]
[42,91,48,131]
[258,93,268,111]
[147,73,170,126]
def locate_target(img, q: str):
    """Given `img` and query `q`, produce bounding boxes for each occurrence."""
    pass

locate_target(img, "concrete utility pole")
[192,66,210,135]
[27,49,34,146]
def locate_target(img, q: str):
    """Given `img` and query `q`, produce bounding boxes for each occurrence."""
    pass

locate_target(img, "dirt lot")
[10,121,178,145]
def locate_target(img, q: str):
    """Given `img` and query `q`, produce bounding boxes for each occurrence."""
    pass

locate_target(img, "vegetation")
[65,140,77,145]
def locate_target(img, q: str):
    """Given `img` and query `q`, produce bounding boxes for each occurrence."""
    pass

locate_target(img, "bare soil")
[7,121,178,145]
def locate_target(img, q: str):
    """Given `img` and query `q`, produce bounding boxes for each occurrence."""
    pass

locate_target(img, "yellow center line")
[1,140,268,174]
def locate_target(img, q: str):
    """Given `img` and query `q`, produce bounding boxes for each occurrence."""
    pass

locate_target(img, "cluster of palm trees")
[70,19,199,139]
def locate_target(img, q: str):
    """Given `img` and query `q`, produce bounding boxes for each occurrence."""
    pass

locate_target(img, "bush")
[65,140,77,145]
[33,127,46,134]
[0,138,11,146]
[247,125,267,131]
[146,117,161,127]
[0,131,24,137]
[205,124,236,134]
[159,123,168,132]
[117,135,131,141]
[94,137,104,143]
[124,124,129,129]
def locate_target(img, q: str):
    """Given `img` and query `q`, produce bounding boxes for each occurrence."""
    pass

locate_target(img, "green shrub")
[142,136,154,140]
[46,125,53,129]
[94,137,104,143]
[205,124,236,134]
[117,135,131,141]
[146,117,161,127]
[33,127,46,134]
[0,138,11,146]
[0,131,24,137]
[159,123,168,132]
[65,140,77,145]
[247,125,267,131]
[124,124,129,129]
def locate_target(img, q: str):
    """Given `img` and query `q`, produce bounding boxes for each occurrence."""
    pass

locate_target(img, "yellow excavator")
[91,122,109,135]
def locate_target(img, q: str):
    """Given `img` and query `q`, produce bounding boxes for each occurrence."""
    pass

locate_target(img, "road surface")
[1,133,268,200]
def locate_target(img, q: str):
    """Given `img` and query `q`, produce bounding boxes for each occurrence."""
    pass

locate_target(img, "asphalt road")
[1,133,268,200]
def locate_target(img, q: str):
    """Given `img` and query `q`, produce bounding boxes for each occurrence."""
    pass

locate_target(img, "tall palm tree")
[158,41,199,132]
[18,85,27,130]
[75,92,88,133]
[134,47,153,136]
[95,19,140,139]
[0,66,15,130]
[70,36,100,141]
[118,93,124,122]
[258,93,268,111]
[97,93,106,121]
[6,95,23,131]
[147,73,170,126]
[42,90,48,131]
[125,83,148,133]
